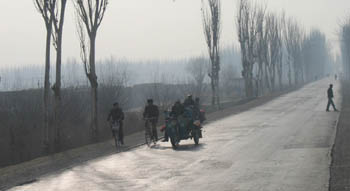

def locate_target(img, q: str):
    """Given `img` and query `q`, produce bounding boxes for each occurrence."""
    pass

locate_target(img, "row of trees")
[34,0,108,152]
[237,0,333,97]
[0,47,242,93]
[30,0,333,153]
[340,16,350,80]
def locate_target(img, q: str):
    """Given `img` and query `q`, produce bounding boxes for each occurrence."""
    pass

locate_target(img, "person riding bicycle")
[107,102,125,145]
[162,100,184,142]
[143,99,159,141]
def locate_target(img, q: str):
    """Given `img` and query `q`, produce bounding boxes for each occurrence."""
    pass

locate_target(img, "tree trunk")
[257,63,263,96]
[270,63,276,92]
[294,66,299,85]
[53,0,67,152]
[211,74,216,106]
[288,60,292,87]
[216,74,220,108]
[264,64,270,92]
[89,34,98,141]
[278,67,282,90]
[270,70,275,91]
[243,67,254,98]
[277,60,282,90]
[91,84,98,141]
[44,24,52,153]
[53,33,62,151]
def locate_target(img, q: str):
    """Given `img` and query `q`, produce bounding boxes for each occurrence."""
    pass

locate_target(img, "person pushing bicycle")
[143,99,159,141]
[107,102,125,145]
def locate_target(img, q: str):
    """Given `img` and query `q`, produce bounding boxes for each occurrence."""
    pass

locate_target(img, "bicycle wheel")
[193,130,199,145]
[145,121,152,147]
[152,125,158,144]
[113,131,120,149]
[170,136,178,150]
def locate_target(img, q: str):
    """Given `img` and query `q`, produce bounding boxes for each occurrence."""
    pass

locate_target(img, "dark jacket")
[193,101,200,119]
[170,103,184,117]
[183,98,195,107]
[143,104,159,119]
[327,87,334,98]
[107,107,124,122]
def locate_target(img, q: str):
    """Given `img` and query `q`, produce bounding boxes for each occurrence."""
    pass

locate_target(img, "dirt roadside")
[0,86,300,191]
[330,80,350,191]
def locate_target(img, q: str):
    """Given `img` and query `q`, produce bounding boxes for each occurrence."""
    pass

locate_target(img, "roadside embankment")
[330,80,350,191]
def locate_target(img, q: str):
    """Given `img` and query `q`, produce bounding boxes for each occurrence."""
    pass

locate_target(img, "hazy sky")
[1,0,350,68]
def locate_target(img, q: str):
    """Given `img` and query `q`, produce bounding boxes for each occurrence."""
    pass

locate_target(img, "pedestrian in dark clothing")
[326,84,338,112]
[107,102,125,144]
[183,94,195,108]
[143,99,159,141]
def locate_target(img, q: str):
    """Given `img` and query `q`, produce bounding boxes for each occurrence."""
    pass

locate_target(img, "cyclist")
[162,100,183,142]
[143,99,159,141]
[107,102,125,145]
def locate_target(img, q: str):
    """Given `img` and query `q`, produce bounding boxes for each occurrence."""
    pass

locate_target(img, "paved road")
[8,79,341,191]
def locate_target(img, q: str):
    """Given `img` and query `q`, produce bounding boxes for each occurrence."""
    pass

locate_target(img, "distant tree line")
[340,15,350,80]
[237,0,333,97]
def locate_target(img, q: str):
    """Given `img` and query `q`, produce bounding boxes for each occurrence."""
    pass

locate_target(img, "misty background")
[0,0,349,91]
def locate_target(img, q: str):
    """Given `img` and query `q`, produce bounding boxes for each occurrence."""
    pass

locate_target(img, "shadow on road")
[149,143,205,152]
[175,143,205,152]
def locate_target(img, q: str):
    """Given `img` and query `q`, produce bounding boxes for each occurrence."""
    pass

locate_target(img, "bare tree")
[276,13,285,90]
[74,0,108,141]
[236,0,259,97]
[284,18,304,86]
[51,0,67,151]
[186,57,208,98]
[340,16,350,80]
[264,13,283,91]
[255,5,267,95]
[303,30,331,82]
[202,0,221,106]
[34,0,56,151]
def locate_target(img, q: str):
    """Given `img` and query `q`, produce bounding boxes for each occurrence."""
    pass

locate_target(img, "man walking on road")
[326,84,338,112]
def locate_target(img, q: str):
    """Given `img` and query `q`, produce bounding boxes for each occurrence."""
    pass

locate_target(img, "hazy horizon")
[1,0,349,68]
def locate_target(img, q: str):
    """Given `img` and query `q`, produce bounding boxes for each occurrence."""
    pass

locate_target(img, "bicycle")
[144,117,158,147]
[110,120,122,150]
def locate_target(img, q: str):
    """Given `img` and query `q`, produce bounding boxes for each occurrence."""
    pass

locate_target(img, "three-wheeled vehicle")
[164,106,202,149]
